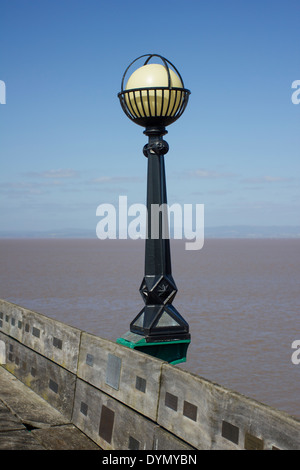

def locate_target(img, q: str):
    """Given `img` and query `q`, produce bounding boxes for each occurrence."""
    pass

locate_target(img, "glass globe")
[125,63,183,119]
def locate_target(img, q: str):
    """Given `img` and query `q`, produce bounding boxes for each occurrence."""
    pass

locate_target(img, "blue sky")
[1,0,299,235]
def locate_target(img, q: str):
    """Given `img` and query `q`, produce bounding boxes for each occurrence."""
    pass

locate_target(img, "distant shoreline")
[0,226,299,240]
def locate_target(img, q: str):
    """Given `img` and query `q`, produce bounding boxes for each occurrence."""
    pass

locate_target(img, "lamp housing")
[118,54,190,128]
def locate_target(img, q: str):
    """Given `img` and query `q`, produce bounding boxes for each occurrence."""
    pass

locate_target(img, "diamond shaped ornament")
[139,275,177,305]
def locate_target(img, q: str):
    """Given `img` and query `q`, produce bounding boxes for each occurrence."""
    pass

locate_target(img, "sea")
[0,238,299,419]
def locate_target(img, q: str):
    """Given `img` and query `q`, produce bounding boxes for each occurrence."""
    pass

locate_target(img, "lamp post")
[116,54,191,365]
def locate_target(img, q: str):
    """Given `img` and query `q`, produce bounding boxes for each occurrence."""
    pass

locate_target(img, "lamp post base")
[115,124,191,366]
[116,331,190,365]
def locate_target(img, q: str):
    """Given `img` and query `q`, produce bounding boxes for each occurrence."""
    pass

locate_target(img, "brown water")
[0,238,299,419]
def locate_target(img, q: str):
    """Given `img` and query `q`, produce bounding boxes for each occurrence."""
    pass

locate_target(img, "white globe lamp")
[118,54,190,128]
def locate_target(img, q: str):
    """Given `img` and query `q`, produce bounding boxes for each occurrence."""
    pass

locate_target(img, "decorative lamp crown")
[118,54,191,128]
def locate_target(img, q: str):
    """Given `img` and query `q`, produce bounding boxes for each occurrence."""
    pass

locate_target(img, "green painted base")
[116,331,190,365]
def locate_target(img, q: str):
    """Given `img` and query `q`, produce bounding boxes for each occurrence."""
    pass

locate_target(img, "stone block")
[0,299,81,373]
[0,365,68,428]
[1,332,76,420]
[157,363,300,450]
[0,429,46,450]
[32,424,100,450]
[72,378,158,450]
[77,332,162,421]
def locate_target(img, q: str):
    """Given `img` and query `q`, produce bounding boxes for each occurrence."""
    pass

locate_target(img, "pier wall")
[0,299,299,450]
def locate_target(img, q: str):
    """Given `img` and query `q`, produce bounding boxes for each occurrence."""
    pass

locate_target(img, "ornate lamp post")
[116,54,191,364]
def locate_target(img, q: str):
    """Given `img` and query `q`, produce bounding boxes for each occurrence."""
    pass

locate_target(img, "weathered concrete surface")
[31,424,100,450]
[72,378,156,450]
[0,367,100,450]
[72,377,194,450]
[0,400,28,432]
[0,331,76,420]
[0,428,46,450]
[77,332,163,421]
[0,299,81,373]
[0,366,67,429]
[157,363,300,450]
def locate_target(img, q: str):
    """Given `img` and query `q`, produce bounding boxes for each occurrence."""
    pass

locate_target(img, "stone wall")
[0,299,299,450]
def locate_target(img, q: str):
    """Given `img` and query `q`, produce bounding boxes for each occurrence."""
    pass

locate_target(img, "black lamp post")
[116,54,191,365]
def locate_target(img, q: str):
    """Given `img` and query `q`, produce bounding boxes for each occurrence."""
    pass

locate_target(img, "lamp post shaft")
[128,126,189,342]
[144,127,172,277]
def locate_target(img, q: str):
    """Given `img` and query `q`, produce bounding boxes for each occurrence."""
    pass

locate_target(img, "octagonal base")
[116,331,190,365]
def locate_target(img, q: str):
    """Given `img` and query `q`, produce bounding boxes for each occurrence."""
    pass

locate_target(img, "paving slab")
[0,366,68,429]
[0,429,46,450]
[0,366,101,450]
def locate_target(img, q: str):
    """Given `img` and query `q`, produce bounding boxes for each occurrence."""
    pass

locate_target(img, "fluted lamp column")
[116,54,191,365]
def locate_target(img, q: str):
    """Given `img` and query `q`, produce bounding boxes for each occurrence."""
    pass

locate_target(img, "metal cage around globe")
[118,54,191,128]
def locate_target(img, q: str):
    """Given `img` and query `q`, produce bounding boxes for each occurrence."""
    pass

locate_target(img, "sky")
[1,0,299,236]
